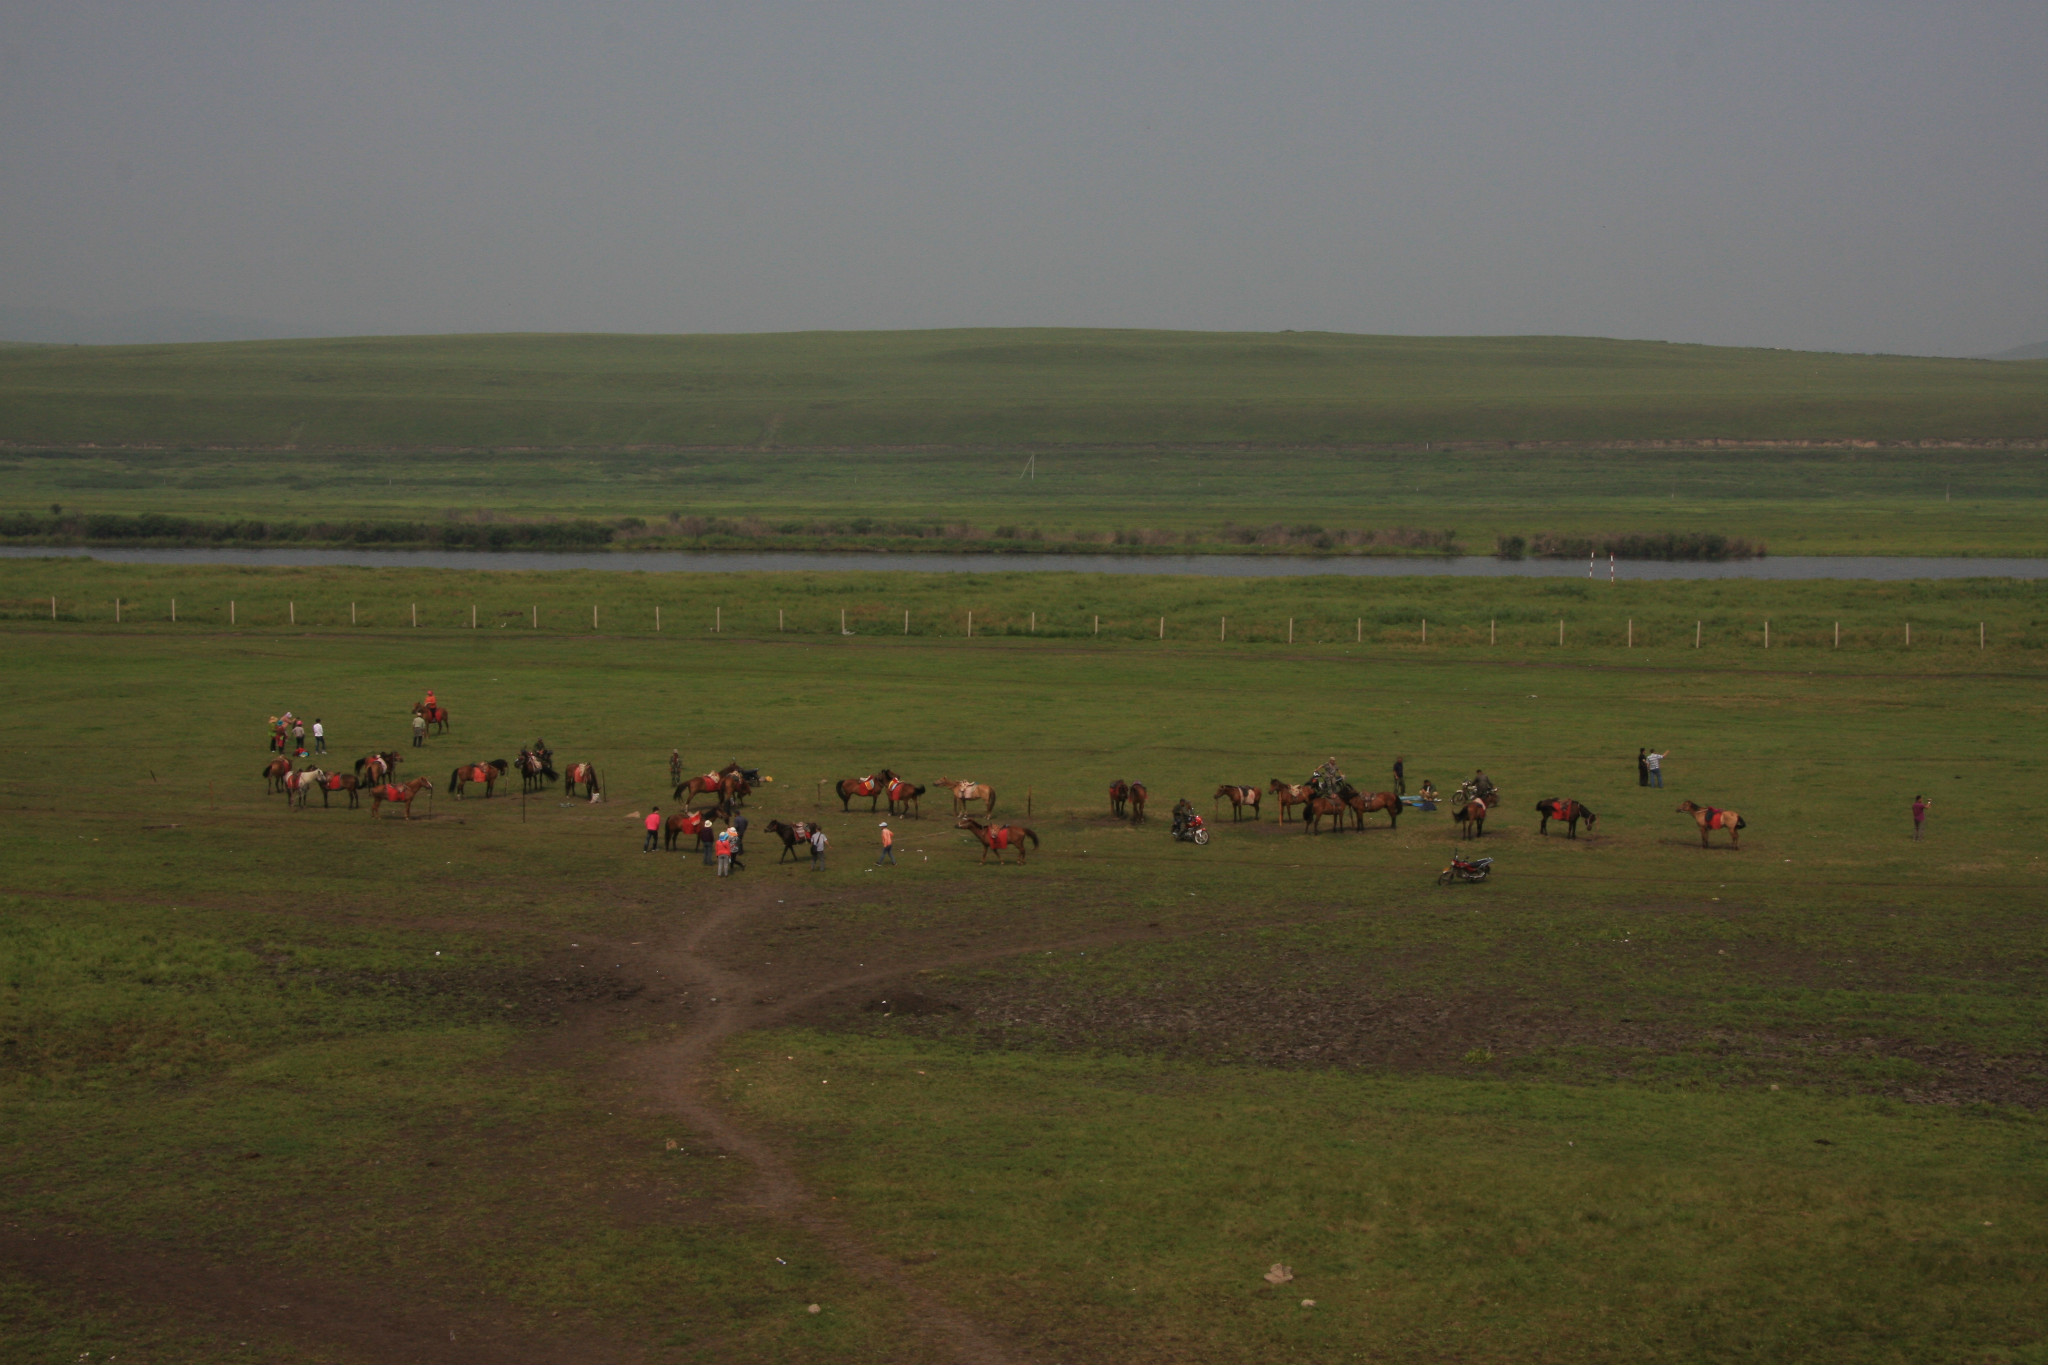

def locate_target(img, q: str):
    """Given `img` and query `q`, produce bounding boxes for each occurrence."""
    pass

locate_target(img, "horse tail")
[1735,815,1747,829]
[1023,829,1039,848]
[449,768,462,788]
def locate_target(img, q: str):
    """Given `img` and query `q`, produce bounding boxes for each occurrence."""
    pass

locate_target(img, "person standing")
[1912,795,1930,840]
[644,807,662,853]
[715,826,734,876]
[810,825,828,871]
[291,719,306,756]
[412,713,426,748]
[1637,748,1649,787]
[1392,757,1406,796]
[1645,749,1666,789]
[729,813,748,872]
[669,749,683,788]
[312,718,326,754]
[877,821,895,865]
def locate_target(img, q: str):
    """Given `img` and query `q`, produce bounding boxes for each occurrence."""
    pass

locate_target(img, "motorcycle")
[1436,853,1492,885]
[1172,813,1210,845]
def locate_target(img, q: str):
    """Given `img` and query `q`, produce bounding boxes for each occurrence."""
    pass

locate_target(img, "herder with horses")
[1310,756,1346,798]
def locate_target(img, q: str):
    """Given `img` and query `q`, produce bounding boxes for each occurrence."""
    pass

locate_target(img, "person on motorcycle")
[1171,798,1194,836]
[1472,769,1498,803]
[1311,756,1345,798]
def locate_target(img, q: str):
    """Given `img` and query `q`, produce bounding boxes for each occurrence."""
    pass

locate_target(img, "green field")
[4,330,2046,556]
[4,561,2046,1362]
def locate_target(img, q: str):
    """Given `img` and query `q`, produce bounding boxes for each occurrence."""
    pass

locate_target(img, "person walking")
[1637,748,1649,787]
[810,825,828,871]
[1645,749,1666,789]
[1392,757,1406,796]
[715,826,734,877]
[729,814,748,872]
[312,718,326,754]
[644,807,662,852]
[876,821,896,866]
[412,713,426,748]
[1912,794,1930,840]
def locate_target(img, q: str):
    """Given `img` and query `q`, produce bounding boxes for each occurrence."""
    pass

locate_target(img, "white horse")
[284,767,326,810]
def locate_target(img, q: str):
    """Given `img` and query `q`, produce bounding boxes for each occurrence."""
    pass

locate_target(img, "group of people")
[1636,747,1669,788]
[268,712,325,756]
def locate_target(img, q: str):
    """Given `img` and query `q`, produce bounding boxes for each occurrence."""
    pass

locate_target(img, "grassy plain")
[3,330,2046,556]
[3,561,2047,1362]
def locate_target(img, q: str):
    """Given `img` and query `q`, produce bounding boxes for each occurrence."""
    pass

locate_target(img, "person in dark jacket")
[1637,748,1649,787]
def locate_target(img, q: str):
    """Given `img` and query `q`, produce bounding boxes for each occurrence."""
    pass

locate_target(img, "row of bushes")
[0,513,618,549]
[1495,532,1766,561]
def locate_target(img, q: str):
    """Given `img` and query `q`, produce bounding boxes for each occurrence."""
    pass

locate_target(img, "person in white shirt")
[312,719,325,754]
[1646,749,1667,788]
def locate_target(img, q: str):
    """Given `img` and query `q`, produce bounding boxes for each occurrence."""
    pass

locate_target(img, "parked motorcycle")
[1436,853,1492,885]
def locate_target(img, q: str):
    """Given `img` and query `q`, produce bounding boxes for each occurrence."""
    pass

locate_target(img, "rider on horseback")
[1311,756,1345,798]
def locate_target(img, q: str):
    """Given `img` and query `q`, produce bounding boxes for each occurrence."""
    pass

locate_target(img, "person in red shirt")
[1912,795,1929,840]
[644,806,662,852]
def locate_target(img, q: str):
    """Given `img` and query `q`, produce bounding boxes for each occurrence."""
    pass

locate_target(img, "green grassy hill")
[2,329,2043,450]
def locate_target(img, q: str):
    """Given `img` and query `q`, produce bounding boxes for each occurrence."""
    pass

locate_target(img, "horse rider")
[1471,769,1498,803]
[1311,756,1345,798]
[421,689,437,714]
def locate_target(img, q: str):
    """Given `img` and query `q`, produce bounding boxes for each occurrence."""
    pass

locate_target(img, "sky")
[2,2,2044,355]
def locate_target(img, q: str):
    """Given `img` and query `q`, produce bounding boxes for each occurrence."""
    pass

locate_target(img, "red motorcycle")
[1172,812,1209,845]
[1436,853,1492,885]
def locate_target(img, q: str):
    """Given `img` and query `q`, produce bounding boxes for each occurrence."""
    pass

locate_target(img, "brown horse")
[1677,800,1746,848]
[1452,796,1490,839]
[322,772,362,809]
[369,777,433,820]
[565,762,603,801]
[835,769,898,813]
[262,756,294,793]
[1126,782,1148,823]
[514,748,555,793]
[674,767,746,806]
[886,778,925,818]
[937,777,996,817]
[448,759,507,799]
[664,808,716,851]
[1213,784,1262,821]
[411,701,451,735]
[1535,798,1597,838]
[957,817,1039,864]
[354,751,400,786]
[765,819,823,863]
[1347,791,1402,829]
[1108,779,1130,819]
[1269,779,1316,824]
[1303,795,1353,834]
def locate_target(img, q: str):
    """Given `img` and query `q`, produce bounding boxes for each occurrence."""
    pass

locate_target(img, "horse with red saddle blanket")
[835,769,897,812]
[886,778,925,818]
[664,808,717,851]
[957,817,1039,864]
[369,777,433,820]
[448,759,508,799]
[565,762,603,801]
[1677,800,1746,849]
[1535,798,1597,838]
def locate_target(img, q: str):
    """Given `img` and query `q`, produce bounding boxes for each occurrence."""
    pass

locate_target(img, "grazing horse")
[282,767,326,809]
[764,819,824,863]
[354,751,400,786]
[262,756,294,793]
[1347,791,1402,829]
[1269,779,1317,824]
[1535,798,1597,838]
[322,772,362,809]
[515,748,555,793]
[664,808,716,851]
[1126,782,1147,823]
[1676,800,1746,849]
[956,817,1039,864]
[411,701,451,735]
[1303,795,1353,834]
[369,777,433,820]
[448,759,508,799]
[886,778,926,818]
[1452,796,1490,839]
[1213,784,1262,821]
[937,777,996,817]
[1109,779,1130,819]
[564,762,602,801]
[835,769,898,813]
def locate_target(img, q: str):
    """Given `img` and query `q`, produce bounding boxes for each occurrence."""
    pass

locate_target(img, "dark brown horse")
[1269,779,1316,824]
[564,762,602,801]
[354,751,400,786]
[835,769,897,812]
[1213,784,1262,821]
[1677,800,1746,849]
[675,766,747,806]
[448,759,507,799]
[1347,791,1402,829]
[886,778,925,817]
[369,776,433,820]
[1452,796,1490,839]
[1126,782,1148,823]
[321,772,362,809]
[764,819,822,863]
[1108,779,1130,819]
[1535,798,1597,838]
[1303,795,1353,834]
[956,817,1039,864]
[664,808,716,851]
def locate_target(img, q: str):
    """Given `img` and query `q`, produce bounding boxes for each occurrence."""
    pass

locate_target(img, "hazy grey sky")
[3,2,2043,354]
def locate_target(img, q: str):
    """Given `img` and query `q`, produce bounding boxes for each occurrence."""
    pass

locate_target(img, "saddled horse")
[354,751,400,786]
[835,769,898,813]
[262,756,294,793]
[764,819,823,863]
[1269,779,1317,824]
[1347,790,1402,830]
[322,772,362,809]
[956,817,1039,864]
[564,762,603,801]
[515,748,556,793]
[448,759,508,799]
[886,778,926,818]
[282,767,326,809]
[664,808,716,851]
[1303,795,1354,834]
[1535,798,1597,838]
[1452,795,1490,839]
[675,765,748,807]
[1109,779,1130,819]
[1213,784,1262,821]
[411,701,451,735]
[1677,800,1746,849]
[937,777,996,817]
[1126,782,1147,823]
[368,776,433,820]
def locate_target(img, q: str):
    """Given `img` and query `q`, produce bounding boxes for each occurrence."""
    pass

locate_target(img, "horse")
[1535,798,1597,838]
[1452,796,1490,839]
[354,751,400,786]
[1213,784,1262,821]
[1303,795,1353,834]
[886,778,925,818]
[1108,780,1130,818]
[369,776,433,820]
[282,767,326,809]
[664,808,716,851]
[675,768,747,806]
[1126,782,1147,823]
[564,762,603,801]
[262,756,294,793]
[322,772,362,809]
[411,701,451,735]
[956,817,1039,864]
[835,769,898,813]
[515,748,555,794]
[448,759,507,799]
[1269,779,1317,824]
[937,777,996,817]
[1347,791,1402,829]
[1677,800,1746,849]
[764,819,823,863]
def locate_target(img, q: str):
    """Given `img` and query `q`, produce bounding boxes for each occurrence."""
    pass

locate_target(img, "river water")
[3,546,2043,580]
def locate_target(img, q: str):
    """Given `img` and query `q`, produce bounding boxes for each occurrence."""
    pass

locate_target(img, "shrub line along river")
[2,546,2044,580]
